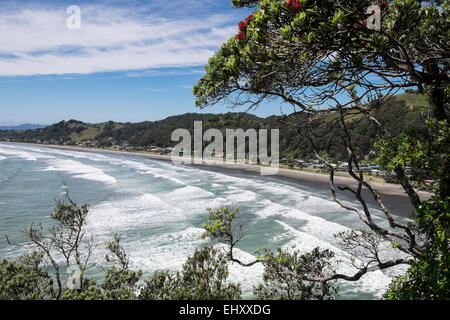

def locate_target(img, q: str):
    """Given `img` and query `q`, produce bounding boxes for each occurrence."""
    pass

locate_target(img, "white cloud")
[0,3,237,76]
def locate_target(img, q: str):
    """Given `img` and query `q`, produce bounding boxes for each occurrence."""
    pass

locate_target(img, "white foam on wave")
[9,145,114,162]
[86,193,185,233]
[206,170,252,185]
[206,171,351,220]
[222,187,259,203]
[276,220,349,257]
[0,146,55,161]
[276,220,403,298]
[211,183,223,188]
[43,150,187,185]
[124,227,208,271]
[214,244,265,297]
[114,159,185,185]
[204,168,345,216]
[0,156,6,160]
[0,143,409,299]
[252,176,414,229]
[41,158,117,184]
[253,180,342,211]
[6,145,185,185]
[253,199,348,243]
[124,237,264,298]
[160,185,229,212]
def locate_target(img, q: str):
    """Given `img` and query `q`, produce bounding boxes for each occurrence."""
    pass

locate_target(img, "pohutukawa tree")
[194,0,449,299]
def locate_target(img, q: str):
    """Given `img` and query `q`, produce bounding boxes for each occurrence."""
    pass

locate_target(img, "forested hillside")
[0,93,428,161]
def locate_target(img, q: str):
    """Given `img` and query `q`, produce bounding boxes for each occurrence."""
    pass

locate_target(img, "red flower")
[238,20,248,31]
[200,78,204,81]
[284,0,302,12]
[247,14,254,21]
[236,32,246,40]
[363,20,367,26]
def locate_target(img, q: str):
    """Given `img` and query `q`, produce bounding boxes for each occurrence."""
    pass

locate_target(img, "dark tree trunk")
[428,78,449,200]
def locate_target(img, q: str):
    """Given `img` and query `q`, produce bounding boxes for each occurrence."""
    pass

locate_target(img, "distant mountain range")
[0,124,46,131]
[0,93,429,161]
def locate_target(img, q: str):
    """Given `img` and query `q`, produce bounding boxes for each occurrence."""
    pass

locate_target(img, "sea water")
[0,142,410,299]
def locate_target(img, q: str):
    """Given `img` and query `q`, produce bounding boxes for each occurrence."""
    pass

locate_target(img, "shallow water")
[0,142,410,299]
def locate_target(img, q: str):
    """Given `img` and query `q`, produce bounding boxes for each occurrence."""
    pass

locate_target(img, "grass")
[393,92,429,108]
[70,126,103,141]
[69,122,125,142]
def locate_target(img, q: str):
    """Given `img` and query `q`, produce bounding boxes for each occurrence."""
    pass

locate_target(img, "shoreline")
[1,142,431,218]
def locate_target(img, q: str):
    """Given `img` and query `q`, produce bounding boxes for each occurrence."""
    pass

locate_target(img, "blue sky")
[0,0,282,125]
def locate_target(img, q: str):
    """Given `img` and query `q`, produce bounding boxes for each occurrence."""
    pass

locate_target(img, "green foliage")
[384,197,450,300]
[102,234,143,300]
[201,206,339,300]
[194,0,447,108]
[376,119,449,195]
[60,277,104,300]
[138,270,178,300]
[50,200,89,229]
[254,247,338,300]
[0,253,53,300]
[140,246,242,300]
[2,199,244,300]
[177,246,241,300]
[201,207,240,243]
[102,267,141,300]
[192,0,449,301]
[376,119,448,171]
[192,0,448,167]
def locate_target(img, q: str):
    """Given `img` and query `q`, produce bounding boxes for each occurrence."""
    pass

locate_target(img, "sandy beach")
[3,142,431,218]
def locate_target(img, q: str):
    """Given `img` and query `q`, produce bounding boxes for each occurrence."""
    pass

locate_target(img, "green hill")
[0,93,428,162]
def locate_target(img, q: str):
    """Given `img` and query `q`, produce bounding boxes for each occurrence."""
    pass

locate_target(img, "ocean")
[0,142,410,299]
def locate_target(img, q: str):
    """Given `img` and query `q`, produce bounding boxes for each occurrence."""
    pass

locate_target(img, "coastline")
[2,142,431,218]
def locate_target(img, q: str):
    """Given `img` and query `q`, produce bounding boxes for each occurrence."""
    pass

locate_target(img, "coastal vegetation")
[193,0,449,300]
[0,0,448,300]
[0,194,340,300]
[1,195,241,300]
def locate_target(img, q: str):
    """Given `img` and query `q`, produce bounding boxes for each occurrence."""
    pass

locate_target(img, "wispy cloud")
[139,87,168,92]
[124,68,205,78]
[0,1,238,76]
[177,84,197,89]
